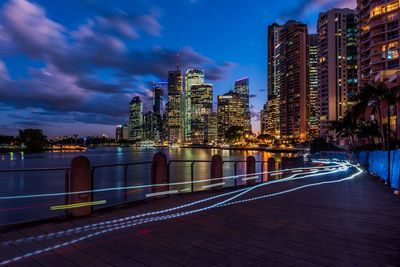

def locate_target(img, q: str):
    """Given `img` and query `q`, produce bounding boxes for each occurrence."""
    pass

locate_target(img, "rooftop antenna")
[176,53,180,70]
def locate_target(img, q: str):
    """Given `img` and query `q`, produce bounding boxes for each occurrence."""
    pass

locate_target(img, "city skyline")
[0,0,357,137]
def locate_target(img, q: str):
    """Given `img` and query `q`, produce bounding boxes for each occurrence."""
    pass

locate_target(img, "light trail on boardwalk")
[0,162,361,266]
[2,164,344,246]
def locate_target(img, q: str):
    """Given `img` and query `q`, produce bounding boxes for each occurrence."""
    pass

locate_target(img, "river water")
[0,147,291,226]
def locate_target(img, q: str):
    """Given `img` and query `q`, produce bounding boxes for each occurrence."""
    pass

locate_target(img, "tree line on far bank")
[0,129,118,151]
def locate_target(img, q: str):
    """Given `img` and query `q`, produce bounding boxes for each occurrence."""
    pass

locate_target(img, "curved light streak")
[1,163,351,250]
[0,163,361,266]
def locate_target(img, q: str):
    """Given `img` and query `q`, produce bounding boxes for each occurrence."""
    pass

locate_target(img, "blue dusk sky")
[0,0,355,137]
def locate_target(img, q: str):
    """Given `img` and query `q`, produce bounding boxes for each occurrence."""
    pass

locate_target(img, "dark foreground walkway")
[1,168,400,266]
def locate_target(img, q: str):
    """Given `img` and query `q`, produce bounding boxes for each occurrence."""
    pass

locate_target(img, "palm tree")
[329,111,358,149]
[380,85,400,187]
[351,82,387,148]
[356,120,381,146]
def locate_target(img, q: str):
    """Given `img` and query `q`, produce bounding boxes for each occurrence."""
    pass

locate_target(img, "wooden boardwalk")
[1,169,400,266]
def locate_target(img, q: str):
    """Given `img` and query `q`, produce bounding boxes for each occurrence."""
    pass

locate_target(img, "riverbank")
[183,144,307,153]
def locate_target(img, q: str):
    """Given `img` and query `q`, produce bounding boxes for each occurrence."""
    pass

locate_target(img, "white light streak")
[0,163,362,266]
[2,164,344,247]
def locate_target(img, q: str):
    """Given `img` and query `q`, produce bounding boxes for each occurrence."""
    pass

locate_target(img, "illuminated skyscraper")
[184,69,205,142]
[152,84,164,142]
[116,124,129,142]
[266,23,282,139]
[190,84,213,144]
[317,9,358,138]
[217,91,246,142]
[205,112,218,144]
[278,21,309,142]
[153,84,164,115]
[129,96,143,141]
[143,111,157,141]
[308,34,319,139]
[166,68,183,143]
[357,0,400,139]
[260,103,268,134]
[358,0,400,86]
[234,77,251,132]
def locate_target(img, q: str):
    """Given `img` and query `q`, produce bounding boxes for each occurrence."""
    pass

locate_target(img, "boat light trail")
[50,200,106,211]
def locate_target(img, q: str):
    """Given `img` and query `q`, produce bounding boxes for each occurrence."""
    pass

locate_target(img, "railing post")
[261,162,265,182]
[124,165,129,203]
[267,157,275,181]
[70,156,92,217]
[64,169,70,218]
[210,155,223,189]
[234,162,238,187]
[151,152,169,194]
[191,162,195,192]
[246,156,256,185]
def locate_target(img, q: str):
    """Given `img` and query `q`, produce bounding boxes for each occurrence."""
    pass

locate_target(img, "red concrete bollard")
[246,156,256,185]
[70,156,92,217]
[267,157,275,181]
[210,154,223,189]
[151,152,169,194]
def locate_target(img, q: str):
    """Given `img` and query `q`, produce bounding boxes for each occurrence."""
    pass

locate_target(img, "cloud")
[205,62,237,81]
[1,0,67,57]
[0,0,236,127]
[0,60,10,81]
[280,0,356,20]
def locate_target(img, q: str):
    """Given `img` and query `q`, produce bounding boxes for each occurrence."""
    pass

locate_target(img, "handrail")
[91,161,152,169]
[0,167,70,173]
[0,159,274,173]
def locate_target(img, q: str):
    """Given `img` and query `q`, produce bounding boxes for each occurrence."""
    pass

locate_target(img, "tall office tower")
[153,84,164,115]
[278,21,309,142]
[116,124,129,142]
[143,111,158,141]
[266,23,282,139]
[358,0,400,86]
[234,77,251,132]
[317,9,358,138]
[184,69,205,142]
[260,103,268,134]
[204,112,218,144]
[166,68,184,143]
[190,84,213,144]
[217,91,246,142]
[152,84,164,142]
[308,34,319,139]
[129,96,143,141]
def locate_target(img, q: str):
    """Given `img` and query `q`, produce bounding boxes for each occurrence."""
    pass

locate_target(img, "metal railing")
[0,156,296,226]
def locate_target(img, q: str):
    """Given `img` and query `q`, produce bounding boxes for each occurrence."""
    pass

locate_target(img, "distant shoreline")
[0,145,306,154]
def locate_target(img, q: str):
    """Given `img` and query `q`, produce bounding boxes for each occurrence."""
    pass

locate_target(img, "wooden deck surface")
[1,169,400,266]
